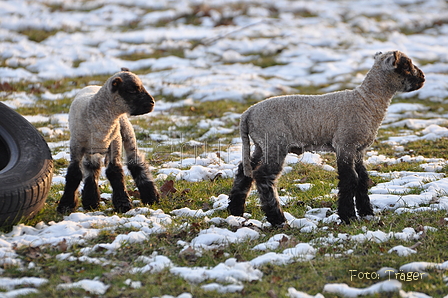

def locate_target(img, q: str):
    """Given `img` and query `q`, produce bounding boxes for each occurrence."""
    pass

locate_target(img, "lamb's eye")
[127,89,138,94]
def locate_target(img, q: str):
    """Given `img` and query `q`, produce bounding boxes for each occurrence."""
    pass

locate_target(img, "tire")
[0,102,53,227]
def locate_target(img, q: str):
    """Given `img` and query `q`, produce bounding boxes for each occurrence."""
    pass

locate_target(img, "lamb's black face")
[376,51,425,93]
[112,72,155,115]
[123,85,155,116]
[394,54,425,92]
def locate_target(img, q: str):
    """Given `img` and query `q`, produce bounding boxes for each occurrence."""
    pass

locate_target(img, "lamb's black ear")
[386,51,401,68]
[382,51,401,71]
[111,77,123,93]
[121,67,130,72]
[392,51,401,68]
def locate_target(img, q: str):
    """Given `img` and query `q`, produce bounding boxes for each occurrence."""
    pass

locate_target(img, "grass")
[7,193,448,298]
[406,139,448,159]
[18,28,59,43]
[2,73,448,298]
[118,48,186,61]
[15,97,73,115]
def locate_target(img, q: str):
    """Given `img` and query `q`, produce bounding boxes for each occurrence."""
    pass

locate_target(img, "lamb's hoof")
[339,215,358,224]
[139,183,160,205]
[271,221,288,229]
[82,202,100,211]
[114,200,133,213]
[57,204,76,215]
[265,210,287,228]
[357,210,374,218]
[267,216,287,229]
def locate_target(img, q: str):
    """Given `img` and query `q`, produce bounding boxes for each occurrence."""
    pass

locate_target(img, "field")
[1,0,448,297]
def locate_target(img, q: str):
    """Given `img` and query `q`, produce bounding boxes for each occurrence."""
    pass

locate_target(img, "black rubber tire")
[0,102,53,227]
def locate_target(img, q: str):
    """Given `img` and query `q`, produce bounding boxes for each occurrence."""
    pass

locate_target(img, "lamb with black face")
[228,51,425,226]
[57,70,159,215]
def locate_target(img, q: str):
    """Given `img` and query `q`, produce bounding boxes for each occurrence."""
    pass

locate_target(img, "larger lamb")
[228,51,425,226]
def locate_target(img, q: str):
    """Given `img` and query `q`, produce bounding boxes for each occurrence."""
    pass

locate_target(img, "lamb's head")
[109,71,155,115]
[374,51,425,92]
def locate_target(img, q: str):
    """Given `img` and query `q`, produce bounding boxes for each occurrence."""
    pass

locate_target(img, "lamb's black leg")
[81,157,101,210]
[253,162,286,227]
[127,158,159,205]
[337,155,358,224]
[228,146,262,216]
[57,161,82,214]
[106,162,133,213]
[228,163,253,216]
[354,160,374,217]
[119,116,159,205]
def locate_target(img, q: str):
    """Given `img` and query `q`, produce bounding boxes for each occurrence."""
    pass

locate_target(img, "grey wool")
[57,70,159,214]
[228,51,425,225]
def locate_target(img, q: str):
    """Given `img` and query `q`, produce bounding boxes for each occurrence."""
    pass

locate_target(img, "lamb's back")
[68,86,102,146]
[69,86,101,123]
[244,92,348,142]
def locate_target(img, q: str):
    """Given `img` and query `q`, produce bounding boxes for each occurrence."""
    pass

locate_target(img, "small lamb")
[228,51,425,226]
[57,69,159,214]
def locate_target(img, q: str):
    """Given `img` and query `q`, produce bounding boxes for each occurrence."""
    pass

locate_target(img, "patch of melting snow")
[170,257,263,284]
[130,254,174,274]
[388,245,417,257]
[383,124,448,145]
[0,277,48,291]
[287,288,325,298]
[56,279,110,295]
[400,260,448,273]
[187,226,260,251]
[250,243,317,267]
[323,280,402,297]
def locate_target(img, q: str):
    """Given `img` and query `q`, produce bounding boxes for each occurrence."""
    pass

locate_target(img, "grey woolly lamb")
[57,69,159,214]
[228,51,425,226]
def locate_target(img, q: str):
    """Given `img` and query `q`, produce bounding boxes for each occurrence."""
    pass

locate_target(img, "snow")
[0,277,48,291]
[250,243,316,267]
[388,245,417,257]
[56,279,110,295]
[1,0,448,297]
[188,226,260,250]
[130,254,173,274]
[287,288,325,298]
[400,261,448,273]
[170,258,263,284]
[323,280,402,297]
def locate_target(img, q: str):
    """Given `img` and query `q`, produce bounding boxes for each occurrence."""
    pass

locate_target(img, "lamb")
[57,69,159,214]
[228,51,425,226]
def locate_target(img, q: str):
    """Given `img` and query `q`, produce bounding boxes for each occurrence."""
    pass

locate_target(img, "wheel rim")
[0,126,19,174]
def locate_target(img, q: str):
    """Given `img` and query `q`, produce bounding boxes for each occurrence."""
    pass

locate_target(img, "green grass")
[15,97,73,115]
[250,55,287,68]
[18,28,59,43]
[8,196,448,297]
[5,157,448,297]
[406,139,448,159]
[1,73,448,298]
[119,48,186,61]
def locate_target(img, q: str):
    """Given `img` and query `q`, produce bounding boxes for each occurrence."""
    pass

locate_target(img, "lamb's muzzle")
[228,50,425,226]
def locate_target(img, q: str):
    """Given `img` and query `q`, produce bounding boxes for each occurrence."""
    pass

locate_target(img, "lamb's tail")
[240,112,253,178]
